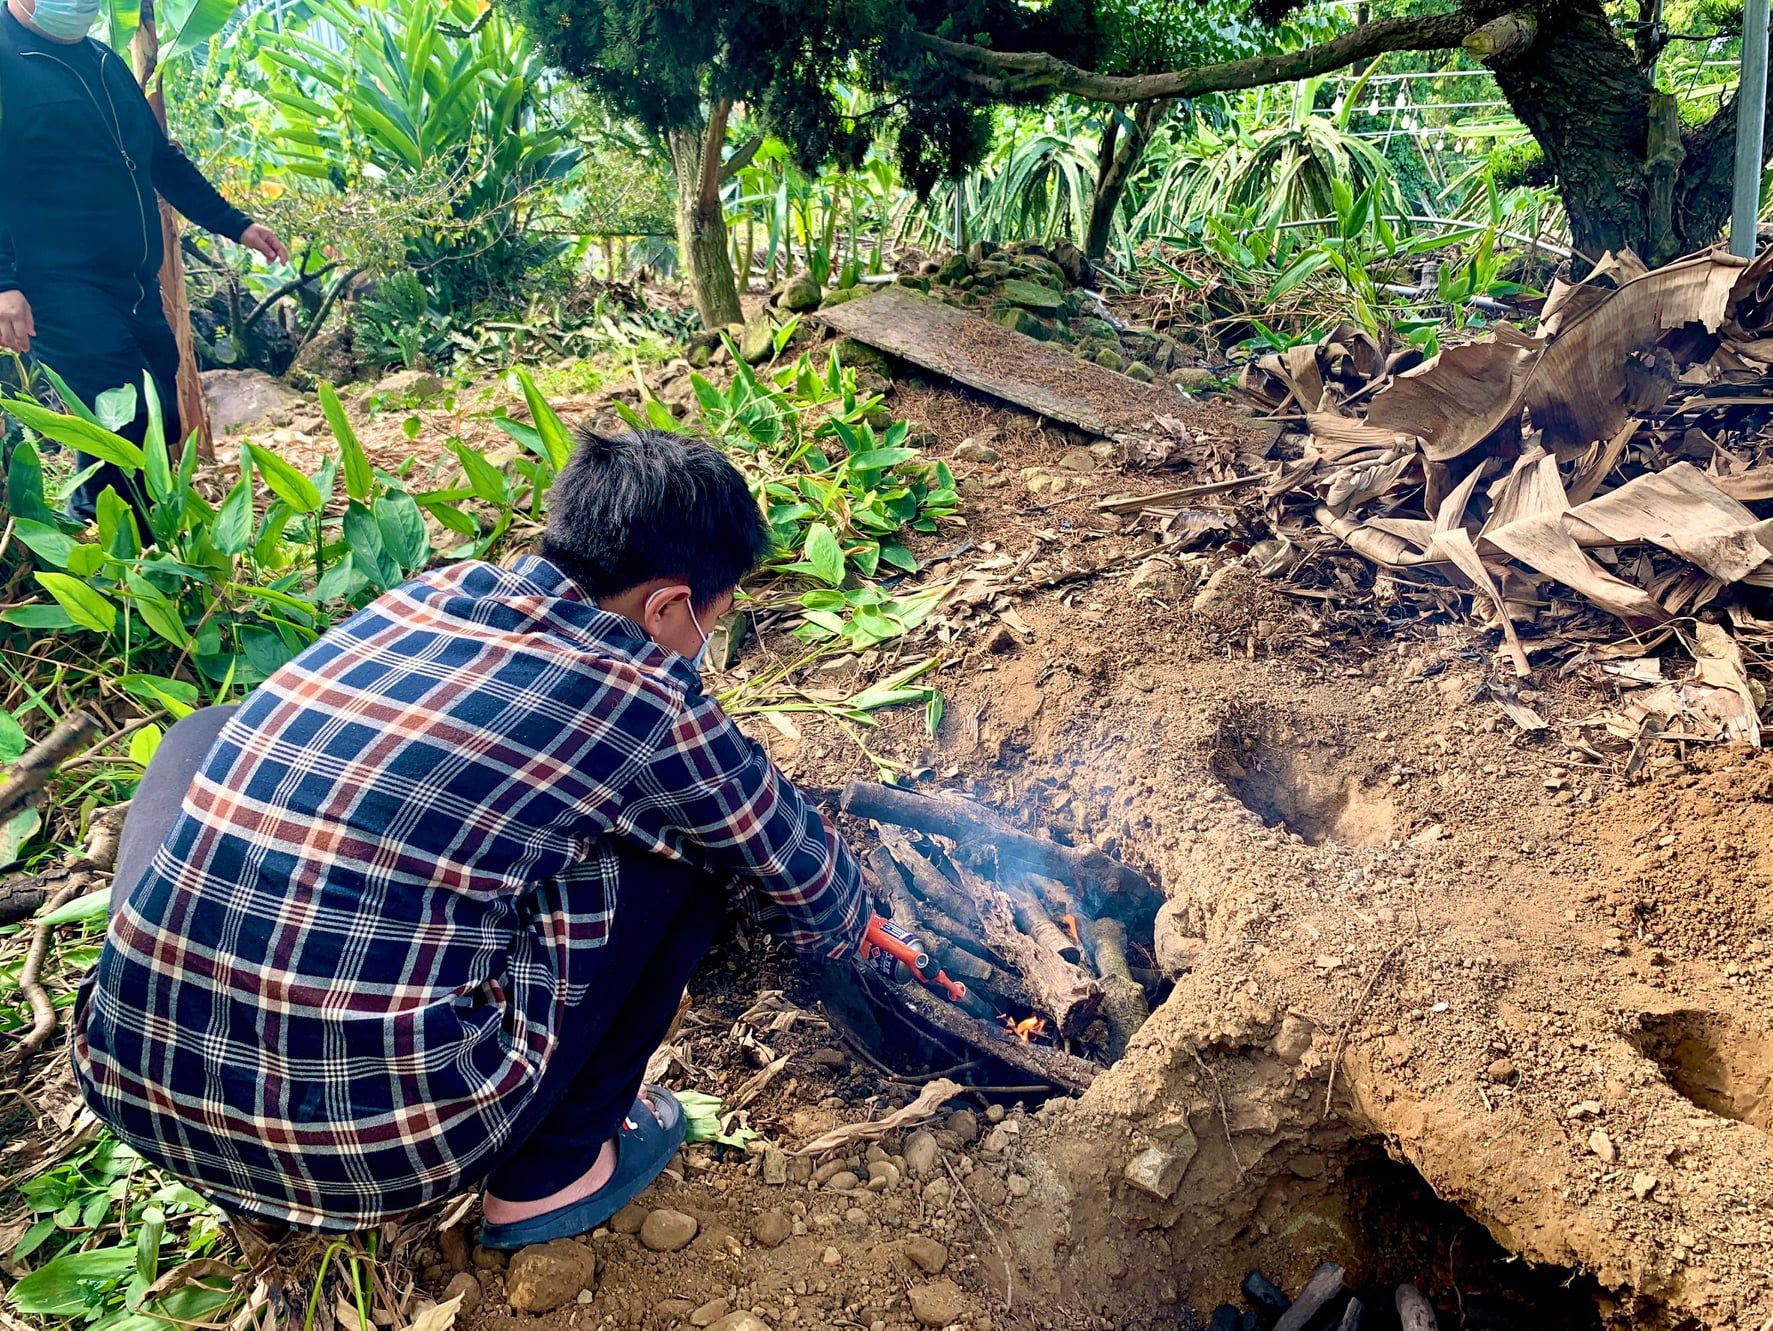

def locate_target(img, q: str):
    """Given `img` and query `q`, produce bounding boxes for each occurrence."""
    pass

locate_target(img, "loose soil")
[32,324,1768,1331]
[375,353,1773,1331]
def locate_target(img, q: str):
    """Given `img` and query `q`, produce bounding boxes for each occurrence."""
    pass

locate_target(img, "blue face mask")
[26,0,102,40]
[687,604,712,672]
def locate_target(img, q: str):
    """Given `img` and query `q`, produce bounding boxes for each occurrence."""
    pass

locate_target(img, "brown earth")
[392,362,1773,1331]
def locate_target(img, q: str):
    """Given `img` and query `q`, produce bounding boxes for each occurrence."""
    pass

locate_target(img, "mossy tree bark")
[669,100,744,330]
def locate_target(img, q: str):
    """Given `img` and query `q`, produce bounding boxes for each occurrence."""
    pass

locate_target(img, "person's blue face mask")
[687,604,711,672]
[26,0,102,40]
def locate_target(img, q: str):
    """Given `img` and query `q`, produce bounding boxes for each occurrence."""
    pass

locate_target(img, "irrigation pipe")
[1263,214,1574,260]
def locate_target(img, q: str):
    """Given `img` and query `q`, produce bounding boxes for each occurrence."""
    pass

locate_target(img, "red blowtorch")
[859,914,998,1020]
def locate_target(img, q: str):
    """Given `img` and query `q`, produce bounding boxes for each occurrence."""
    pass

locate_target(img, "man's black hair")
[542,427,773,609]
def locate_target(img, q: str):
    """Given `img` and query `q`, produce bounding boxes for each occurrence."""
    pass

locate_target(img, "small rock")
[984,624,1019,655]
[982,1125,1012,1154]
[1057,447,1098,473]
[1092,346,1125,372]
[867,1160,901,1191]
[827,1170,860,1192]
[1271,1013,1315,1064]
[997,278,1064,312]
[909,1279,971,1328]
[808,1046,847,1070]
[438,1227,469,1273]
[953,434,1001,464]
[1124,361,1155,383]
[989,306,1051,340]
[1633,1172,1659,1199]
[640,1208,699,1253]
[505,1239,597,1315]
[739,311,776,364]
[1124,1135,1198,1200]
[762,1148,789,1186]
[709,1315,772,1331]
[611,1201,648,1235]
[1007,1174,1031,1198]
[945,1109,980,1143]
[1168,366,1217,390]
[441,1272,481,1318]
[471,1245,508,1271]
[903,1130,940,1178]
[1129,558,1181,599]
[752,1210,792,1249]
[1589,1129,1618,1164]
[1568,1100,1603,1119]
[1486,1058,1516,1083]
[779,272,823,312]
[692,1297,733,1327]
[902,1234,950,1275]
[821,1246,843,1267]
[922,1178,953,1208]
[372,368,446,402]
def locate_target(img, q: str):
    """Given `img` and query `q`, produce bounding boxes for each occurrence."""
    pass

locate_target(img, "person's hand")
[237,223,289,266]
[0,290,34,354]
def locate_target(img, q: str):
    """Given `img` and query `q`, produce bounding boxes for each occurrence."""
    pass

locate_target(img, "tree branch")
[913,10,1476,105]
[699,99,733,215]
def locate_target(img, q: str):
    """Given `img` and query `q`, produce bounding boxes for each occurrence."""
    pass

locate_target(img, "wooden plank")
[814,285,1179,435]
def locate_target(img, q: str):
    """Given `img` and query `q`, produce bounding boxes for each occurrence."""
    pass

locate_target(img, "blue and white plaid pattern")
[71,556,864,1230]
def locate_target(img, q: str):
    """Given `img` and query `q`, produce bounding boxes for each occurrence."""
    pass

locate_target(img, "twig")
[1189,1048,1247,1181]
[14,878,84,1067]
[1321,939,1407,1122]
[941,1151,1014,1311]
[0,710,99,822]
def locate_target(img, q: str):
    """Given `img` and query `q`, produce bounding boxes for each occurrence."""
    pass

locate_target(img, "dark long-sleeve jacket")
[0,8,250,307]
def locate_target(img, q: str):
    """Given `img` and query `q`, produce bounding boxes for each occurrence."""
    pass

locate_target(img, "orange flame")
[1000,1013,1049,1043]
[1061,913,1081,948]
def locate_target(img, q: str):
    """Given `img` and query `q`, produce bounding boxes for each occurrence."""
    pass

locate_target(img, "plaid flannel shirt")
[71,555,865,1230]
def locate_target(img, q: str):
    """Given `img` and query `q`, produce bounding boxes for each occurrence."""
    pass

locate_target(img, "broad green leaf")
[117,673,199,720]
[11,518,78,569]
[141,375,174,504]
[239,626,298,680]
[375,490,428,572]
[35,572,118,635]
[0,710,24,764]
[157,0,243,66]
[5,438,55,525]
[343,503,397,592]
[213,473,254,555]
[125,573,191,649]
[0,805,39,868]
[66,543,106,577]
[802,523,844,587]
[422,499,479,537]
[9,1243,136,1315]
[846,447,919,472]
[3,396,144,470]
[513,366,573,470]
[130,724,164,769]
[244,443,323,514]
[449,440,509,505]
[95,384,138,433]
[1,605,76,630]
[37,883,110,925]
[319,382,374,503]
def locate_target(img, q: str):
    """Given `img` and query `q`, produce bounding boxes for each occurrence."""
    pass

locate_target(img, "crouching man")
[71,429,867,1247]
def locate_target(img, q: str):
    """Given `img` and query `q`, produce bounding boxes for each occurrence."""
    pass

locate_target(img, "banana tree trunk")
[132,0,212,461]
[668,101,743,330]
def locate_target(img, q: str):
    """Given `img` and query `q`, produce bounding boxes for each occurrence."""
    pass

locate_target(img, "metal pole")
[1732,0,1771,258]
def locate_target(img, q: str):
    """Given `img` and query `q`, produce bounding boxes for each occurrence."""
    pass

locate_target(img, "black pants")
[115,706,723,1207]
[26,277,182,524]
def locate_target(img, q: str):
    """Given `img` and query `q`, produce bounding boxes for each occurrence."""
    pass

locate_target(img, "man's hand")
[0,290,34,354]
[237,223,289,266]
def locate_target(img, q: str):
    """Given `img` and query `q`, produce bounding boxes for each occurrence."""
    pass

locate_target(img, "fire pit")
[815,781,1165,1094]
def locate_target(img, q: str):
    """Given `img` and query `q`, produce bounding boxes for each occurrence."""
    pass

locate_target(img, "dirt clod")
[439,1226,469,1273]
[442,1271,481,1317]
[639,1208,699,1252]
[690,1296,731,1327]
[751,1210,791,1248]
[1588,1129,1617,1164]
[505,1239,596,1315]
[902,1234,950,1275]
[610,1201,647,1236]
[909,1278,972,1327]
[471,1244,508,1272]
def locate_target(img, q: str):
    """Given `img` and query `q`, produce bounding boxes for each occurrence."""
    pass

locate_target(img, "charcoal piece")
[1336,1297,1363,1331]
[1396,1284,1439,1331]
[1273,1263,1346,1331]
[1208,1306,1242,1331]
[1241,1270,1290,1326]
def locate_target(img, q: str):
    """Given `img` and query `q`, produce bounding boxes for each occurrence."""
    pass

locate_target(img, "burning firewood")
[833,781,1158,910]
[892,973,1097,1095]
[1088,917,1152,1058]
[876,825,983,930]
[959,867,1101,1040]
[1009,889,1083,965]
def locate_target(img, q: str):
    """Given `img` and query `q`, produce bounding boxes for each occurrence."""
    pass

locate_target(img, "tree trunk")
[1085,99,1170,261]
[131,1,212,461]
[668,102,743,330]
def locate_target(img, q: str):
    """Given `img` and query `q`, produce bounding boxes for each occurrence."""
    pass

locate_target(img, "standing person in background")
[0,0,286,522]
